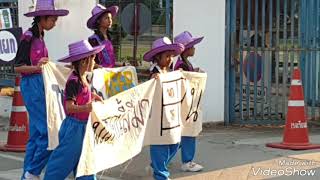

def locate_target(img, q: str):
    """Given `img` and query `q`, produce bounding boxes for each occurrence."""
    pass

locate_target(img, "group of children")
[14,0,204,180]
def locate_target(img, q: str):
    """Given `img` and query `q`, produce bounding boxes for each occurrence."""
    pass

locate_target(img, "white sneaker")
[24,171,40,180]
[181,162,203,172]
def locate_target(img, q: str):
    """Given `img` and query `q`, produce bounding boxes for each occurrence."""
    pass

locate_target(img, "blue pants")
[150,144,179,180]
[180,136,196,163]
[20,74,52,177]
[44,117,96,180]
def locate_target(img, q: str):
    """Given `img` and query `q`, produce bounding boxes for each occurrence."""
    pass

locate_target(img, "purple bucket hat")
[174,31,204,49]
[143,37,185,62]
[58,40,104,63]
[87,4,119,30]
[24,0,69,17]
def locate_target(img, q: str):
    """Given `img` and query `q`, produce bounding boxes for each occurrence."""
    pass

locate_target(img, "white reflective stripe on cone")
[288,100,305,107]
[14,86,20,92]
[12,106,26,112]
[291,79,302,86]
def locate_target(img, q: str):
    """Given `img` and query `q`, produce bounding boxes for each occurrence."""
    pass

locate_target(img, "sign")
[241,51,268,104]
[0,28,22,64]
[91,66,138,99]
[0,8,13,29]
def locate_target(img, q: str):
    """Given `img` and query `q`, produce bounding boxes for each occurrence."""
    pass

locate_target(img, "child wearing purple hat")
[144,37,185,180]
[173,31,204,172]
[87,4,120,68]
[44,40,104,180]
[14,0,69,179]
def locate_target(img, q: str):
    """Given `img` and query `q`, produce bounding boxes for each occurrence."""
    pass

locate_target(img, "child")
[14,0,69,179]
[87,4,121,68]
[173,31,204,172]
[143,37,184,180]
[43,40,104,180]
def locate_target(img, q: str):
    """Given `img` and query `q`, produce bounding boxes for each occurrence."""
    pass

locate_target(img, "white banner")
[76,71,207,177]
[43,63,138,149]
[42,62,72,150]
[77,79,156,177]
[143,71,185,145]
[181,71,207,137]
[42,64,207,176]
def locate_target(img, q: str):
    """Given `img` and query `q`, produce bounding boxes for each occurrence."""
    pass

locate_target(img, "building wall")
[18,0,96,61]
[173,0,226,122]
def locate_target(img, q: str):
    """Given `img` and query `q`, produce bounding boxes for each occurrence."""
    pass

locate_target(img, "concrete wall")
[173,0,226,122]
[18,0,96,61]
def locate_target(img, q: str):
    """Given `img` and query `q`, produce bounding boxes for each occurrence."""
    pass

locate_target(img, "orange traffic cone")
[0,76,29,152]
[266,68,320,150]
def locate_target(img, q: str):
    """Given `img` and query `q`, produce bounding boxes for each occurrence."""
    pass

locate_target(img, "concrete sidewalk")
[103,125,320,180]
[0,124,320,179]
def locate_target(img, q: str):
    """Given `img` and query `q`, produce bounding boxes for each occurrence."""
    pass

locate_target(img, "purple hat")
[174,31,204,49]
[143,37,185,62]
[24,0,69,17]
[58,40,104,63]
[87,4,119,30]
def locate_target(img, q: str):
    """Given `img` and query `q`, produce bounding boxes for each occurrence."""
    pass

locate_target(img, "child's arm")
[65,100,92,113]
[15,57,49,73]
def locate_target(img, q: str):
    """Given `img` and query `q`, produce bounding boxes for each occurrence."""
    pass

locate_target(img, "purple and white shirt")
[88,34,116,68]
[64,72,92,121]
[14,30,48,75]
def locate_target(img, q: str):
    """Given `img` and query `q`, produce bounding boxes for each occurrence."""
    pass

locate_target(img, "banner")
[42,63,138,149]
[42,62,72,150]
[77,79,156,177]
[42,63,207,176]
[143,71,185,145]
[76,71,207,177]
[181,71,207,136]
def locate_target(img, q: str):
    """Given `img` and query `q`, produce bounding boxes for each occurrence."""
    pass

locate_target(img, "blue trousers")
[44,117,96,180]
[150,144,179,180]
[180,136,196,163]
[20,74,52,177]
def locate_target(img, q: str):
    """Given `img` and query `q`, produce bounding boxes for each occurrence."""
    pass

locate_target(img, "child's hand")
[37,57,49,66]
[194,67,205,73]
[151,73,160,79]
[92,92,104,102]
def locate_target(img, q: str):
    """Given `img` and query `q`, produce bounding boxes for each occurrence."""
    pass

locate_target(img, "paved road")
[0,125,319,180]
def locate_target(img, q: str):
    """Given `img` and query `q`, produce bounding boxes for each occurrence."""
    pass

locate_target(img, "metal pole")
[165,0,170,36]
[133,0,138,66]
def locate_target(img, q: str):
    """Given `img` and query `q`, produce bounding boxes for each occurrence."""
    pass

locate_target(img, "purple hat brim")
[24,9,69,17]
[184,36,204,49]
[87,6,119,30]
[143,43,184,62]
[58,45,104,63]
